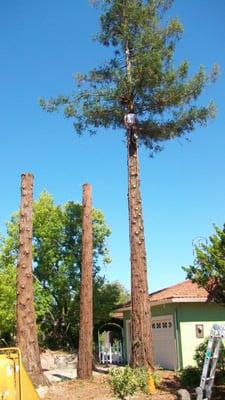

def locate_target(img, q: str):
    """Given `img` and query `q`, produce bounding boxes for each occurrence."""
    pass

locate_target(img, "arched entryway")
[98,322,124,364]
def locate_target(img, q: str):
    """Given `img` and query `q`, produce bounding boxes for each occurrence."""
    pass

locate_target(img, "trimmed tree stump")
[77,183,93,379]
[16,173,48,386]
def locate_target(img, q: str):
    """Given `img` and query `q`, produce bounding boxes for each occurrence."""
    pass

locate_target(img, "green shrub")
[179,337,225,388]
[179,366,201,388]
[216,371,225,385]
[109,366,138,398]
[135,368,149,393]
[194,338,225,373]
[109,366,160,399]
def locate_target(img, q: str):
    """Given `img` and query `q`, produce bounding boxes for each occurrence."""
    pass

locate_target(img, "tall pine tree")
[40,0,218,368]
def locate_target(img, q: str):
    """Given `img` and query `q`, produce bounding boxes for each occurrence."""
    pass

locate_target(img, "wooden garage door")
[152,315,177,370]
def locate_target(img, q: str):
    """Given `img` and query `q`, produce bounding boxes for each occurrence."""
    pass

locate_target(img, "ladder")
[196,324,225,400]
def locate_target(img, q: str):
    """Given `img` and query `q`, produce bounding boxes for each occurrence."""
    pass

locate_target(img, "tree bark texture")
[77,183,93,379]
[127,130,154,369]
[16,173,47,386]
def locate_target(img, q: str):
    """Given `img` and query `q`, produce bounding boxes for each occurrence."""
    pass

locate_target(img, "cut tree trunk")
[127,129,154,369]
[16,173,48,386]
[77,183,93,379]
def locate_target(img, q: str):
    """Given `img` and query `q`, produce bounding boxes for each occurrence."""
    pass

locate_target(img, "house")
[117,280,225,370]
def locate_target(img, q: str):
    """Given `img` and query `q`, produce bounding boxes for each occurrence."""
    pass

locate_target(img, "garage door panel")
[152,315,176,370]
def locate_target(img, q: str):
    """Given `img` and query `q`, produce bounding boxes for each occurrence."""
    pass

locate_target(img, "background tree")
[94,279,129,325]
[0,191,127,348]
[40,0,218,368]
[0,264,16,344]
[184,224,225,304]
[33,192,111,347]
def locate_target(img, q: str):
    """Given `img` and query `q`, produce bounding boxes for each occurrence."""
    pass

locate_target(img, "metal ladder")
[196,324,225,400]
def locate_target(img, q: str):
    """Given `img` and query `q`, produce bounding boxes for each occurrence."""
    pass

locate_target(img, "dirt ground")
[41,370,179,400]
[38,351,225,399]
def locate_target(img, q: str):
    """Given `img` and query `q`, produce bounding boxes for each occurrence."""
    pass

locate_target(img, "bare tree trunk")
[77,183,93,379]
[127,130,154,369]
[16,173,48,386]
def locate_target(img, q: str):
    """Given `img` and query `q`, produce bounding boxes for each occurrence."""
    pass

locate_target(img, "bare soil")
[38,352,225,399]
[42,370,179,400]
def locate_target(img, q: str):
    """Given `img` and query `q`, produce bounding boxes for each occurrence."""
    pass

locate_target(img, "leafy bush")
[109,366,138,398]
[109,366,160,399]
[194,338,225,373]
[180,337,225,388]
[135,368,149,394]
[179,366,201,388]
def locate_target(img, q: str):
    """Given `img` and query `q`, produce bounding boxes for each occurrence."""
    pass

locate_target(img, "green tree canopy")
[184,224,225,304]
[0,192,128,348]
[94,278,129,324]
[40,0,218,152]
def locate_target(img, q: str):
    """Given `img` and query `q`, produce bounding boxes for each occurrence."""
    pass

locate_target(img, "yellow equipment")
[0,348,40,400]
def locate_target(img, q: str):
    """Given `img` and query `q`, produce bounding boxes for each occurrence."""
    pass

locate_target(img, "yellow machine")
[0,348,40,400]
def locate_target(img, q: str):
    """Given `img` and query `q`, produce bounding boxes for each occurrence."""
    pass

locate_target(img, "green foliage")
[0,266,52,344]
[0,264,16,342]
[194,338,225,373]
[179,366,201,388]
[196,339,225,384]
[94,279,129,325]
[109,366,138,398]
[0,223,52,343]
[135,368,151,394]
[109,366,140,398]
[40,0,218,154]
[0,191,127,348]
[109,366,159,398]
[180,338,225,388]
[184,224,225,303]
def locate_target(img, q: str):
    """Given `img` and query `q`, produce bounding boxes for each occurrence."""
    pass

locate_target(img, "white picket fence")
[99,342,123,364]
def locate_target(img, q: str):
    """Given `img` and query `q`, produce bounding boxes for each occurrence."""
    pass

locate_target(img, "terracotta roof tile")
[117,280,209,310]
[149,280,209,302]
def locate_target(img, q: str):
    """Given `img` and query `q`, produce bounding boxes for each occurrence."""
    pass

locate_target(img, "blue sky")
[0,0,225,292]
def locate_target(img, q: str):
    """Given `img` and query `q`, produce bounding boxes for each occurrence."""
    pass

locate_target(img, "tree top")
[40,0,218,153]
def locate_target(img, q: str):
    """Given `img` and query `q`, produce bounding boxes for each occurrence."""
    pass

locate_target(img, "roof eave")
[116,297,209,312]
[150,297,209,306]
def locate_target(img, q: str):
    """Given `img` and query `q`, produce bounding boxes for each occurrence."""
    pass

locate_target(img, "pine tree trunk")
[16,173,48,386]
[127,130,154,370]
[77,183,93,379]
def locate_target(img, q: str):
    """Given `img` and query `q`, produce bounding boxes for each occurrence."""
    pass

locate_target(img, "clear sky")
[0,0,225,293]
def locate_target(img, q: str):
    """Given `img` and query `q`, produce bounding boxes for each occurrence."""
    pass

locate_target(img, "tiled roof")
[117,280,209,310]
[149,280,209,303]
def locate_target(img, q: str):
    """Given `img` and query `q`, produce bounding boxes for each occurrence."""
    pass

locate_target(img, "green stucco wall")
[122,302,225,370]
[178,303,225,368]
